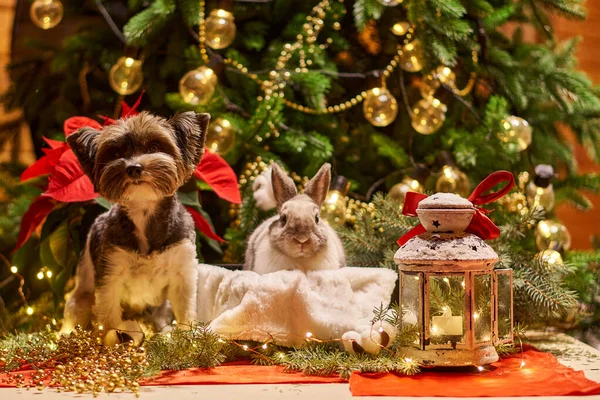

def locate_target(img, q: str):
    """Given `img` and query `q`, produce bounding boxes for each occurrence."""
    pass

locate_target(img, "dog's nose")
[126,164,143,179]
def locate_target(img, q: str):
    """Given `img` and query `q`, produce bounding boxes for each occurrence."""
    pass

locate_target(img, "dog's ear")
[67,127,101,179]
[168,112,210,177]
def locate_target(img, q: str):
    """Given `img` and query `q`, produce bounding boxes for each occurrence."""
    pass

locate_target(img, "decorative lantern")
[394,186,514,367]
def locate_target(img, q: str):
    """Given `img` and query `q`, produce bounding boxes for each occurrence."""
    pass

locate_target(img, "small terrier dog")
[61,111,210,345]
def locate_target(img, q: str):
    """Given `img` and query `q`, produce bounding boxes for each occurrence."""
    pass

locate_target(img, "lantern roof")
[394,231,498,263]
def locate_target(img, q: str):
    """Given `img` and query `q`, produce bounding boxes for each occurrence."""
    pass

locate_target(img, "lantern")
[395,193,513,366]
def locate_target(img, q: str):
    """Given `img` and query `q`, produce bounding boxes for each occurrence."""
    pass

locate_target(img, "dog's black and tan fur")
[61,111,209,344]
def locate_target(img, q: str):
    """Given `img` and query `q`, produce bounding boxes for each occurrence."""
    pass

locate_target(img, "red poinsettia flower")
[16,96,241,250]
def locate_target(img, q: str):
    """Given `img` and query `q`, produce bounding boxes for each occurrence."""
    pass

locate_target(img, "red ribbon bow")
[397,170,515,246]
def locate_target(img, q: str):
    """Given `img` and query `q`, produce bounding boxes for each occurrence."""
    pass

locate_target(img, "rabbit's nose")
[295,237,309,244]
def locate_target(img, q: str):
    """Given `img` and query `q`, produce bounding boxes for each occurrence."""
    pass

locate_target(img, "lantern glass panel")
[497,270,513,341]
[400,272,422,348]
[428,275,465,346]
[474,274,492,343]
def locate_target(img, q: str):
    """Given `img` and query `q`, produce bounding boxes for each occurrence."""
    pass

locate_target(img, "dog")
[60,111,209,345]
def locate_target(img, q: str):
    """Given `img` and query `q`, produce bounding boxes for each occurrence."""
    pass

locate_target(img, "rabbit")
[244,163,346,274]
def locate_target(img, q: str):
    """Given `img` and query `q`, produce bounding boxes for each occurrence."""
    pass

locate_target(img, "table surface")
[1,332,599,400]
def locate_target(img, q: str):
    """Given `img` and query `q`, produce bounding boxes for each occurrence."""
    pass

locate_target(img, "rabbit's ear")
[271,163,297,209]
[304,163,331,206]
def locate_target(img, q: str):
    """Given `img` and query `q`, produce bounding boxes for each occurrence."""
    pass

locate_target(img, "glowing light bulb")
[26,307,34,315]
[37,271,44,280]
[405,357,412,363]
[243,345,249,351]
[535,219,571,251]
[391,22,410,36]
[262,343,268,350]
[389,177,424,204]
[179,66,218,105]
[10,266,17,274]
[400,40,423,72]
[411,97,447,135]
[473,312,479,320]
[205,9,236,49]
[205,117,236,155]
[436,165,470,197]
[477,366,484,372]
[46,270,53,279]
[305,332,313,338]
[363,87,399,127]
[30,0,63,30]
[498,115,532,152]
[109,57,144,95]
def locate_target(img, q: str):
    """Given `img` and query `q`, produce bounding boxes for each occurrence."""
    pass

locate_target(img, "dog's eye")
[315,215,319,224]
[149,142,161,153]
[280,215,287,225]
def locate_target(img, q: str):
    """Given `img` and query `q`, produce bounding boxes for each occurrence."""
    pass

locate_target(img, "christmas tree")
[1,0,599,339]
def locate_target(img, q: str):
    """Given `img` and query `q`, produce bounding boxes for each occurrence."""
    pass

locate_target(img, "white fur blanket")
[196,265,397,347]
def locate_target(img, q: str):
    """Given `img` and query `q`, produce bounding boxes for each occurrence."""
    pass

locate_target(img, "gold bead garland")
[197,0,413,115]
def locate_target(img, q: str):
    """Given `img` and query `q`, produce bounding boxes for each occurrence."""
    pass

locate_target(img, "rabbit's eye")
[281,215,287,224]
[315,215,319,224]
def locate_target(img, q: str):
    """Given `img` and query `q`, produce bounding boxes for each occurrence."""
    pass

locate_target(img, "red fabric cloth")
[0,361,344,388]
[140,361,345,386]
[349,347,600,397]
[2,348,600,397]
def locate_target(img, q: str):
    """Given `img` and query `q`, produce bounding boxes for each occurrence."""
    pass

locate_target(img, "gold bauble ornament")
[109,57,144,96]
[322,176,350,228]
[411,97,447,135]
[322,190,347,228]
[526,180,555,212]
[179,66,217,105]
[206,117,236,155]
[420,66,456,98]
[498,115,532,152]
[436,165,470,197]
[363,87,399,127]
[536,249,564,268]
[389,177,424,204]
[30,0,63,30]
[377,0,402,6]
[399,40,423,72]
[205,9,236,50]
[526,164,555,212]
[391,22,410,36]
[535,219,572,251]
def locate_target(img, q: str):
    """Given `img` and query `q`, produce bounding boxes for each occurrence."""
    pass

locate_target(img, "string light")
[37,271,44,280]
[242,345,249,351]
[305,332,313,338]
[10,266,17,273]
[26,307,34,315]
[477,366,484,372]
[45,270,52,279]
[262,343,268,350]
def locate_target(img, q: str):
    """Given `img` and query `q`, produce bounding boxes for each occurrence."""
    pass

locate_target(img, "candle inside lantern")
[431,308,463,336]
